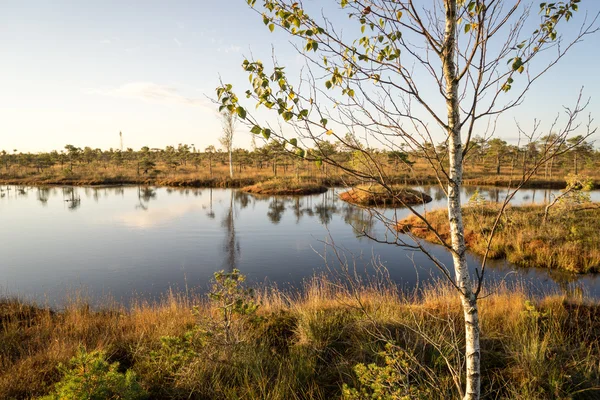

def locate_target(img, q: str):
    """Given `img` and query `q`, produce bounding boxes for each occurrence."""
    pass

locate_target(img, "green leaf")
[250,125,262,134]
[320,118,328,127]
[295,148,305,158]
[262,128,271,140]
[315,158,323,168]
[464,24,471,33]
[511,57,523,71]
[236,106,247,120]
[289,138,298,147]
[268,23,275,32]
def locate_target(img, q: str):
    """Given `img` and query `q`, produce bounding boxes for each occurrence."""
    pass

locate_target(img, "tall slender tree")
[220,109,237,179]
[217,2,597,398]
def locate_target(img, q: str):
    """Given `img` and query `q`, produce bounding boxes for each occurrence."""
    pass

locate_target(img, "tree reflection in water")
[290,197,304,223]
[37,187,52,206]
[206,188,216,219]
[240,190,376,236]
[93,188,101,202]
[234,190,251,209]
[340,204,375,237]
[136,186,156,211]
[267,198,286,224]
[62,187,81,211]
[17,186,29,197]
[314,202,337,226]
[222,190,240,272]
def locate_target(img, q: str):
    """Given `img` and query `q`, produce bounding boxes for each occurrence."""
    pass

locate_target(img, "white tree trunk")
[229,148,234,179]
[442,1,481,399]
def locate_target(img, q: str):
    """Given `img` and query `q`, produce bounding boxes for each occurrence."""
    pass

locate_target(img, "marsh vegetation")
[1,140,599,190]
[1,274,599,399]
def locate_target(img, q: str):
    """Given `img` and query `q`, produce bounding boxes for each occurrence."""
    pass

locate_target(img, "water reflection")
[205,188,216,219]
[341,205,375,237]
[1,184,600,306]
[37,187,52,206]
[267,198,286,224]
[62,187,81,211]
[222,191,240,272]
[136,187,156,210]
[235,190,250,209]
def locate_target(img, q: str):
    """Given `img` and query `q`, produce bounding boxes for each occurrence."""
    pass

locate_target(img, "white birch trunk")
[229,148,234,179]
[442,1,481,399]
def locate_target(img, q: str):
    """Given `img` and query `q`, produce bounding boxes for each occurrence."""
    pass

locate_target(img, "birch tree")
[220,109,237,179]
[216,1,597,398]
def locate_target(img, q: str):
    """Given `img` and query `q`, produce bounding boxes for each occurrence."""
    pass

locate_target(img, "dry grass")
[3,161,599,190]
[1,277,599,399]
[339,184,433,207]
[399,203,600,273]
[463,176,600,189]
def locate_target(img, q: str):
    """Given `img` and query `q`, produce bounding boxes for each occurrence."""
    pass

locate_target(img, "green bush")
[40,347,147,400]
[342,343,431,400]
[205,268,261,344]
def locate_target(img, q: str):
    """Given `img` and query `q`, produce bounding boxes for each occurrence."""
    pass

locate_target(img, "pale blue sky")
[0,0,598,152]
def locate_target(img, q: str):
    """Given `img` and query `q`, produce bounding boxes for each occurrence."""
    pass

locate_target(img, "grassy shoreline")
[1,277,599,399]
[399,203,600,274]
[2,167,599,190]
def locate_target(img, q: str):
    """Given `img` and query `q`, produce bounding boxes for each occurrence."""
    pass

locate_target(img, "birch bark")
[442,1,481,399]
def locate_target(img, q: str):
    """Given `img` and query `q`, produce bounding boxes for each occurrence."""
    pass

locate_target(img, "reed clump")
[1,275,599,399]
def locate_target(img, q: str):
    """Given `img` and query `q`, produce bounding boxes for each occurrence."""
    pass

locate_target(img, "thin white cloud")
[89,82,213,110]
[217,44,241,53]
[100,37,120,45]
[173,37,183,47]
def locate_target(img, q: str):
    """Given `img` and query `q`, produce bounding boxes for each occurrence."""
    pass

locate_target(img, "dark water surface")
[1,185,599,306]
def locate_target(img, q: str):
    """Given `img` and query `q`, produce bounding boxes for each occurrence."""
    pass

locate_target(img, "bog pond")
[1,184,599,306]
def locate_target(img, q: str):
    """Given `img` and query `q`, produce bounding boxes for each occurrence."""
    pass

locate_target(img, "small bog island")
[339,184,432,207]
[241,178,328,195]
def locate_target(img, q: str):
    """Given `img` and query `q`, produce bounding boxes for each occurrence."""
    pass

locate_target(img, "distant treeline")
[1,134,598,180]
